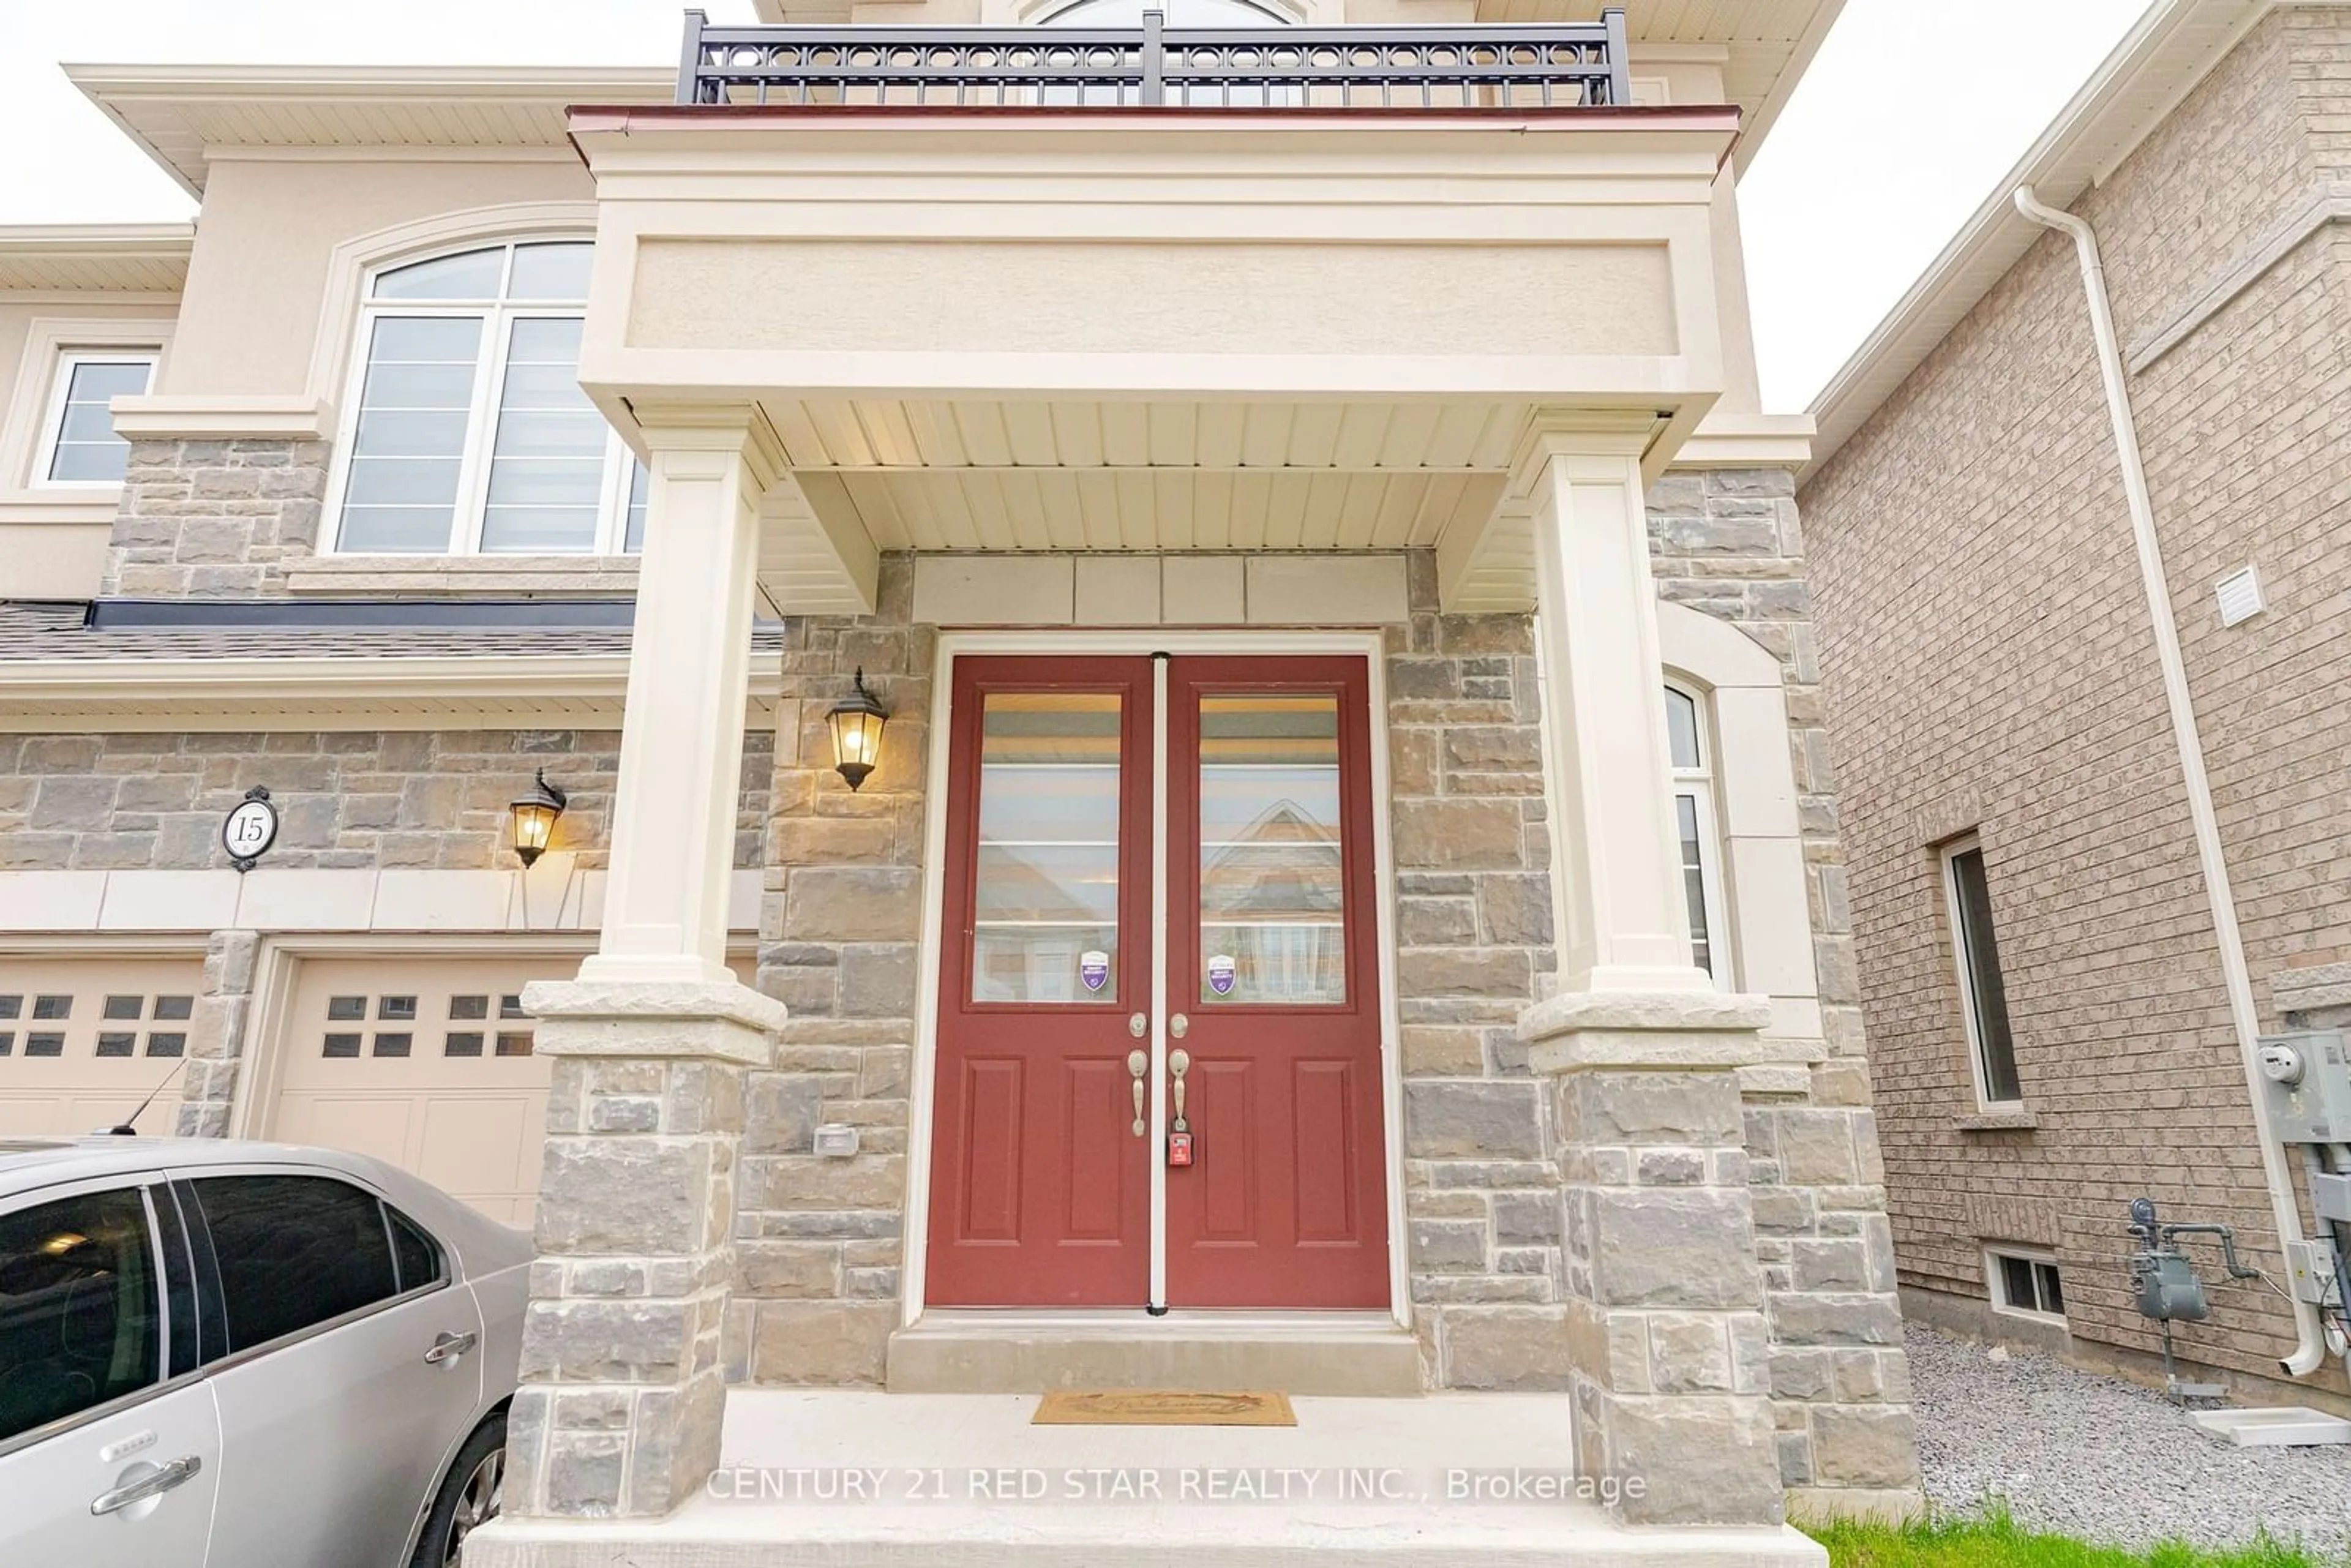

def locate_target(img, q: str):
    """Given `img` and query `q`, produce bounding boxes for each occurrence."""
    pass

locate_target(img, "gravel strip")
[1907,1323,2351,1551]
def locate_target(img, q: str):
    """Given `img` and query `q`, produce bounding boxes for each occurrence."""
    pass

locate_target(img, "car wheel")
[412,1411,506,1568]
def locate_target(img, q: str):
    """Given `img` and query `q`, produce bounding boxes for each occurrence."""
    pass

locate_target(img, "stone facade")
[0,729,770,873]
[1801,8,2351,1406]
[1646,469,1916,1503]
[101,437,331,599]
[734,555,932,1386]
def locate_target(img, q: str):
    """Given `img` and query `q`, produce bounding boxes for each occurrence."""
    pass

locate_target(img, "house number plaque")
[221,787,279,874]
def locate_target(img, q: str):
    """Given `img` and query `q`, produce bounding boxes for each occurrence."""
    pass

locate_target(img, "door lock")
[1168,1048,1194,1167]
[1128,1012,1147,1040]
[1127,1049,1148,1136]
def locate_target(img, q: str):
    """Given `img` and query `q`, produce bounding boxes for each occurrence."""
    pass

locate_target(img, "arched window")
[330,239,645,557]
[1665,681,1731,985]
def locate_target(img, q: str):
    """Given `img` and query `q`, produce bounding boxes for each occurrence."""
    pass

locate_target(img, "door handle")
[1127,1049,1148,1136]
[424,1330,479,1366]
[1169,1048,1190,1127]
[91,1455,201,1516]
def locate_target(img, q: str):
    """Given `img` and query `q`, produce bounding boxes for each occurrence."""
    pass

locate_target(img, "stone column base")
[1524,989,1810,1528]
[506,978,783,1521]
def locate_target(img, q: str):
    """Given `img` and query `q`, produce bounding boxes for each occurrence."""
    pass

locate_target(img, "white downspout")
[2013,184,2327,1377]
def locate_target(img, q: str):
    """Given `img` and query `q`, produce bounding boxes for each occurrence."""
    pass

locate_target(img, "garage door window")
[192,1175,405,1354]
[0,1187,162,1441]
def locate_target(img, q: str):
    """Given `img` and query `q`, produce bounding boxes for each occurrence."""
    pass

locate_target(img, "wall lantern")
[828,667,891,792]
[508,770,569,868]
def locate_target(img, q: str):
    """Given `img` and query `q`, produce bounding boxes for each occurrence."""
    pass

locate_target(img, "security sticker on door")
[1207,955,1237,997]
[1080,950,1109,993]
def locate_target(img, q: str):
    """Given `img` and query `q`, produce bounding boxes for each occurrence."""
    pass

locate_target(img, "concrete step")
[466,1390,1830,1568]
[883,1311,1425,1395]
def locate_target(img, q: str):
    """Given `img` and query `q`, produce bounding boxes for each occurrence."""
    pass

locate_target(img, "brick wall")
[0,729,771,874]
[1801,8,2351,1399]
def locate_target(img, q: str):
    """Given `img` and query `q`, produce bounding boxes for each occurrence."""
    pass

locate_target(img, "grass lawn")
[1807,1507,2342,1568]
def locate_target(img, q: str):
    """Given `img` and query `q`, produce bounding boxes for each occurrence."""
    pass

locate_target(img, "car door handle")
[91,1455,201,1516]
[423,1330,479,1366]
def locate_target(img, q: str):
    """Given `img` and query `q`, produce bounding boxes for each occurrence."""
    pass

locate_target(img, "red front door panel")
[1164,656,1390,1308]
[926,657,1154,1307]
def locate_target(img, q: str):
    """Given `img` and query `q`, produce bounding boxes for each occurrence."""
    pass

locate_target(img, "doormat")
[1032,1390,1297,1427]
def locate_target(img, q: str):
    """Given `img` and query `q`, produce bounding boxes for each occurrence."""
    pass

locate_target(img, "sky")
[0,0,2153,412]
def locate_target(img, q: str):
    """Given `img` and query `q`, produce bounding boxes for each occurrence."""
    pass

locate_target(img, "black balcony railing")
[674,7,1632,110]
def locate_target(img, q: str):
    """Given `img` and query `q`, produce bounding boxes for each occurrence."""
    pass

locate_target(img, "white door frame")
[901,629,1410,1329]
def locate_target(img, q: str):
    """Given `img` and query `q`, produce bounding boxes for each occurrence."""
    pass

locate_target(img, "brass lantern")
[827,667,891,792]
[508,769,568,868]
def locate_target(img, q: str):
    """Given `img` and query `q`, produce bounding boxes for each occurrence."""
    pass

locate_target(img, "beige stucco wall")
[160,155,594,400]
[1801,7,2351,1405]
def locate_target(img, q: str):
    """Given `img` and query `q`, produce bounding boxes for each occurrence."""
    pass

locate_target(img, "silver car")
[0,1137,530,1567]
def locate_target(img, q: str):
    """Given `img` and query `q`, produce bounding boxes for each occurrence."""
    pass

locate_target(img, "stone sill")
[1955,1108,2039,1133]
[285,554,640,598]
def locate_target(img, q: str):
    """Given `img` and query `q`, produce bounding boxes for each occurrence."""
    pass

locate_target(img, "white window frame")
[321,238,639,558]
[1665,680,1735,991]
[1984,1245,2066,1324]
[1941,833,2022,1109]
[34,348,160,490]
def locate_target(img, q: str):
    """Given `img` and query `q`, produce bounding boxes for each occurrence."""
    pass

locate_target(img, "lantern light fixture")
[508,769,568,868]
[828,667,891,792]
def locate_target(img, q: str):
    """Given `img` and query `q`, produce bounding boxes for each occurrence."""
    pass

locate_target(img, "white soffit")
[0,224,193,293]
[1805,0,2270,475]
[65,64,675,197]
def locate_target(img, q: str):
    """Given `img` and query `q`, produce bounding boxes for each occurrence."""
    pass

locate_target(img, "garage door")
[0,956,208,1138]
[273,953,757,1228]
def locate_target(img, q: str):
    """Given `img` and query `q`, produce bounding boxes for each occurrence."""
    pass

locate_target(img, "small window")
[326,996,367,1022]
[190,1176,402,1354]
[1665,682,1730,984]
[495,1031,534,1058]
[102,995,143,1021]
[1943,836,2022,1105]
[322,1033,362,1059]
[378,996,418,1022]
[498,994,529,1020]
[144,1032,186,1059]
[95,1032,136,1059]
[386,1206,444,1294]
[0,997,20,1019]
[31,996,70,1021]
[444,1032,485,1058]
[372,1033,413,1059]
[40,353,157,486]
[152,996,194,1022]
[0,1187,163,1441]
[1989,1248,2065,1321]
[0,1034,13,1056]
[25,1034,63,1058]
[448,996,489,1021]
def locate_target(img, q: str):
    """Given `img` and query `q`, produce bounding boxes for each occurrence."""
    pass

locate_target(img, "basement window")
[1988,1248,2065,1322]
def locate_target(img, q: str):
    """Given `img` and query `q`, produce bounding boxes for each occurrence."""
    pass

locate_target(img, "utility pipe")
[2014,184,2327,1378]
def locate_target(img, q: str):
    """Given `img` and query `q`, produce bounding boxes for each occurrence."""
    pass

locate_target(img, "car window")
[386,1204,444,1294]
[191,1175,400,1354]
[0,1187,162,1442]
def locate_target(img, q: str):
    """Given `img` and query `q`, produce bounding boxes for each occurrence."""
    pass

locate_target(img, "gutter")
[2013,184,2328,1378]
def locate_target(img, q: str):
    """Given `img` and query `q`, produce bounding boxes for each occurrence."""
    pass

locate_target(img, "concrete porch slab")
[463,1389,1828,1568]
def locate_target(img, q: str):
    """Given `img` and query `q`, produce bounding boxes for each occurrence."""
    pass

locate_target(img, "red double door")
[927,655,1390,1310]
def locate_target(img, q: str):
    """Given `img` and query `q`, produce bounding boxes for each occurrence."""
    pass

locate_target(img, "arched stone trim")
[1655,601,1820,1033]
[301,201,599,415]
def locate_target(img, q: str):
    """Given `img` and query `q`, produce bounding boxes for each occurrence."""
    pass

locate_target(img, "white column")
[1524,418,1712,996]
[581,405,781,986]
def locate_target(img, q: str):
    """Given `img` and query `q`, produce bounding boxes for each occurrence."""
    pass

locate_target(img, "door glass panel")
[971,692,1123,1003]
[1198,693,1345,1005]
[0,1187,162,1441]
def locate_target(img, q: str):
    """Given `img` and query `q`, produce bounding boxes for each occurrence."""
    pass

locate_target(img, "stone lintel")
[522,978,784,1066]
[1519,989,1805,1075]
